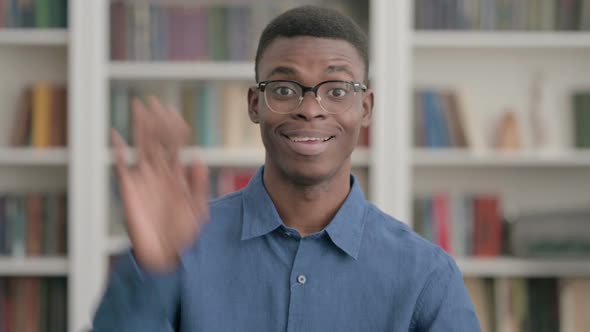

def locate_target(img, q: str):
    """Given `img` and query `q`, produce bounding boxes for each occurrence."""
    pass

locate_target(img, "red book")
[26,193,43,256]
[433,193,451,254]
[2,279,14,332]
[473,195,502,256]
[56,193,68,255]
[22,278,39,332]
[50,85,68,146]
[110,1,128,60]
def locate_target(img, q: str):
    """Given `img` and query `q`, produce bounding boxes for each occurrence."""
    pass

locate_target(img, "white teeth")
[289,136,331,142]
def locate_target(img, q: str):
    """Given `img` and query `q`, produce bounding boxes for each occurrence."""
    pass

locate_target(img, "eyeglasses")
[256,79,367,114]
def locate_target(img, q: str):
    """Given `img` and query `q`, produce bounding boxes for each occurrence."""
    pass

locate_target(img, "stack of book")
[413,193,503,257]
[466,277,589,332]
[0,192,68,257]
[9,83,68,148]
[0,277,68,332]
[0,0,68,28]
[110,0,367,61]
[415,0,590,30]
[413,89,472,149]
[573,91,590,149]
[110,82,262,149]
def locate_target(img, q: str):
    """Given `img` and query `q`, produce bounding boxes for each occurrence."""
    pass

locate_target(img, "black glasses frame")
[256,79,368,97]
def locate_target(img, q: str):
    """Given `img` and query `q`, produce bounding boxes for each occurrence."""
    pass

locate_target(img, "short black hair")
[254,5,369,83]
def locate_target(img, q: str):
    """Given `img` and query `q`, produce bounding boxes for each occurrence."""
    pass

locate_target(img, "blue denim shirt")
[93,167,481,331]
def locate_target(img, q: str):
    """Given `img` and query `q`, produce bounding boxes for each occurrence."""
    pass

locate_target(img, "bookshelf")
[1,0,588,331]
[411,0,590,330]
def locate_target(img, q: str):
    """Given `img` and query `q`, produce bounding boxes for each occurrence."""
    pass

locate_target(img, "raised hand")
[111,96,209,272]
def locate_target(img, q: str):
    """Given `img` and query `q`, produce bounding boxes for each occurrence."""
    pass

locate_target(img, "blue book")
[422,91,451,148]
[12,195,26,257]
[422,196,434,242]
[4,195,17,256]
[0,195,5,254]
[198,83,219,147]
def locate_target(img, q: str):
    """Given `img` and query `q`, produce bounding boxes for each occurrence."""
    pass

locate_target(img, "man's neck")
[262,163,352,237]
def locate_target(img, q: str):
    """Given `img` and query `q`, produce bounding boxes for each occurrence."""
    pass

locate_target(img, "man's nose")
[291,91,326,120]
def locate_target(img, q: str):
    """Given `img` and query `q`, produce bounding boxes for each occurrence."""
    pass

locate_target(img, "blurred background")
[0,0,589,331]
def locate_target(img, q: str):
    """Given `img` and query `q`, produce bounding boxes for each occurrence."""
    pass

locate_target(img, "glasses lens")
[317,81,356,114]
[264,81,302,114]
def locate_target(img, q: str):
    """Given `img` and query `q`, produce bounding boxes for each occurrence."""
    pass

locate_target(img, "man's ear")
[360,89,374,128]
[247,86,260,124]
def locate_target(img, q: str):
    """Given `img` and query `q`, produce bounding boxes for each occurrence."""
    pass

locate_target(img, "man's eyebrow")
[267,66,298,78]
[326,65,355,78]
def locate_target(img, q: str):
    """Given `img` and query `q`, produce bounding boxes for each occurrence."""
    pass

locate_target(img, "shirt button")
[297,275,307,284]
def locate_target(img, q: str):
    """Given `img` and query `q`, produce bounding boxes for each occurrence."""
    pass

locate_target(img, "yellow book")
[31,83,52,148]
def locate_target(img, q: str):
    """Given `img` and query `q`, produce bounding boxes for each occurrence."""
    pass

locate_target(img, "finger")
[132,98,150,168]
[166,104,191,147]
[148,96,189,150]
[111,128,131,190]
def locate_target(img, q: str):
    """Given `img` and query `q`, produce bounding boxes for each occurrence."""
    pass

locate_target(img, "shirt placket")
[286,236,314,332]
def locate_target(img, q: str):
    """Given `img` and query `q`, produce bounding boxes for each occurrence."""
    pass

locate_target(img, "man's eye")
[327,88,348,98]
[273,86,296,96]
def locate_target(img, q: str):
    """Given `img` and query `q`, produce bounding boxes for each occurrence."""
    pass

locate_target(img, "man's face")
[248,36,373,185]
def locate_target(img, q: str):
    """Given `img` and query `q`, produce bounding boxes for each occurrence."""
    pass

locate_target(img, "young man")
[93,6,481,332]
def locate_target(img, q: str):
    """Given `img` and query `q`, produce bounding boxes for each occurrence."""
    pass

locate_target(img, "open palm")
[111,97,209,272]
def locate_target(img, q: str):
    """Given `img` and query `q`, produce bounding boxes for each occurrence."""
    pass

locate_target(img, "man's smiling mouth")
[287,136,334,142]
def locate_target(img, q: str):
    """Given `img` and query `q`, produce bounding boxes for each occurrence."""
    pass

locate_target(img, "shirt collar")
[241,166,368,259]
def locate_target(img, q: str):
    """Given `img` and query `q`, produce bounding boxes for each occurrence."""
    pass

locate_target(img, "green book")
[49,0,68,27]
[43,193,58,255]
[207,7,227,61]
[573,93,590,148]
[35,0,50,28]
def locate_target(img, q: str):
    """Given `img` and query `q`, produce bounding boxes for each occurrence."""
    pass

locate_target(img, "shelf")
[0,29,68,45]
[413,149,590,167]
[0,257,69,276]
[0,148,68,166]
[457,257,590,277]
[105,147,371,168]
[109,61,255,81]
[414,31,590,49]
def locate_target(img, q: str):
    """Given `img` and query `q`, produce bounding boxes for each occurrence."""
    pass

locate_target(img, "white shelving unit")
[1,0,589,331]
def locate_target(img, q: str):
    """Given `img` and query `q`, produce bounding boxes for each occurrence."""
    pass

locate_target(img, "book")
[573,92,590,148]
[560,278,590,332]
